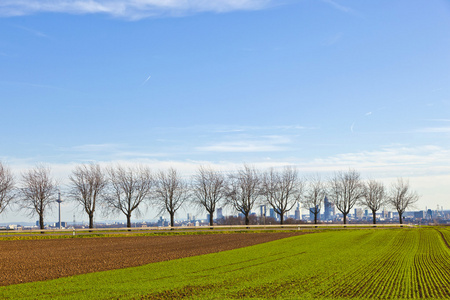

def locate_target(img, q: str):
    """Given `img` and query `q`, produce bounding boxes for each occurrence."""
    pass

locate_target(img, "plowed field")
[0,232,301,286]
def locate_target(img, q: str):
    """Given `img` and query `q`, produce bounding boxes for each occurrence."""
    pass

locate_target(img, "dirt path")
[0,232,303,286]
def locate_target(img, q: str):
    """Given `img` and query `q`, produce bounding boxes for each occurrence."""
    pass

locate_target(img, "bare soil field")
[0,232,303,286]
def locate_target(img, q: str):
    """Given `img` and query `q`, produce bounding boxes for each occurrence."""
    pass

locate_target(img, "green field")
[1,227,449,299]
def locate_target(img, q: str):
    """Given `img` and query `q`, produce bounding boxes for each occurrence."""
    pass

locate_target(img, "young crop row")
[1,228,449,299]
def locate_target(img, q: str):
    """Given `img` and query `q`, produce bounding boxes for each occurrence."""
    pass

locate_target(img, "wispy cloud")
[303,145,450,177]
[12,24,49,38]
[424,119,450,122]
[417,127,450,133]
[141,74,151,85]
[69,143,121,152]
[0,0,274,20]
[321,0,356,14]
[197,135,290,153]
[323,32,343,46]
[0,80,62,90]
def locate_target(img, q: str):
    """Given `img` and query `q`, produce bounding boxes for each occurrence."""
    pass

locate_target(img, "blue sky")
[0,0,449,223]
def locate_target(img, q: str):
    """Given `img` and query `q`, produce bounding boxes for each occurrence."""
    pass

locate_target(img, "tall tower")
[295,203,301,220]
[56,191,63,229]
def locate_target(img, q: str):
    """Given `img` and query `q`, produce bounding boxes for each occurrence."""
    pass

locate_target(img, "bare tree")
[262,167,305,225]
[388,178,419,224]
[106,165,153,228]
[154,168,189,228]
[192,166,226,226]
[20,166,58,230]
[225,165,261,226]
[0,162,15,215]
[360,180,385,224]
[328,170,364,225]
[68,163,107,229]
[303,175,325,224]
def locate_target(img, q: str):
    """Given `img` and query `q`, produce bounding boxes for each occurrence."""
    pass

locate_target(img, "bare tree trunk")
[343,213,347,225]
[170,212,175,228]
[372,210,376,225]
[69,163,106,232]
[39,215,44,230]
[209,212,214,227]
[245,213,250,226]
[89,213,94,229]
[399,212,403,224]
[314,213,318,224]
[127,214,131,228]
[280,213,284,225]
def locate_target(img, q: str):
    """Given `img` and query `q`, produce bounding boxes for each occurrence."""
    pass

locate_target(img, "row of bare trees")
[0,162,419,228]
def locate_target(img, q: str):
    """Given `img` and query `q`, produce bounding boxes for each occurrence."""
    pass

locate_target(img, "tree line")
[0,162,419,229]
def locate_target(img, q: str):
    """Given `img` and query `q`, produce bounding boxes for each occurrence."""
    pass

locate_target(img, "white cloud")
[0,0,274,19]
[302,145,450,177]
[197,135,290,153]
[69,143,121,152]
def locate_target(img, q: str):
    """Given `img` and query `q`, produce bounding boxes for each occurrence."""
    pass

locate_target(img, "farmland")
[1,227,449,299]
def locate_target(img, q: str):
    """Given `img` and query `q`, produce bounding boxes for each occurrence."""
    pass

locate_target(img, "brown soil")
[0,232,302,286]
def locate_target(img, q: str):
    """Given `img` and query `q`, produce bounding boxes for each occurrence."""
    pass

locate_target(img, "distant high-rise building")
[157,216,167,227]
[260,205,266,217]
[217,207,223,219]
[323,197,335,220]
[269,208,276,219]
[309,205,320,221]
[354,208,363,220]
[414,211,426,219]
[294,203,301,220]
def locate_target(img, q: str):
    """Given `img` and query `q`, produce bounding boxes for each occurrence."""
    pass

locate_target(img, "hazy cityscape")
[3,203,449,231]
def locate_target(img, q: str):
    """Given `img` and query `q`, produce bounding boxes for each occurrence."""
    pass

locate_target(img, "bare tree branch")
[191,166,226,226]
[0,162,15,215]
[225,165,261,226]
[19,165,57,230]
[328,169,364,224]
[68,163,107,229]
[360,179,385,224]
[388,178,419,224]
[105,165,153,228]
[153,167,189,228]
[303,174,325,224]
[262,166,304,225]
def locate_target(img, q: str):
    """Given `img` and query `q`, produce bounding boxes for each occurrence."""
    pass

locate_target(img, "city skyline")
[1,0,449,223]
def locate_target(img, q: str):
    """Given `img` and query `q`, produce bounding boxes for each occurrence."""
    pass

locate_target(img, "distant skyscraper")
[309,205,320,221]
[295,203,301,220]
[323,196,335,220]
[260,205,266,217]
[354,208,363,220]
[269,208,276,219]
[217,207,223,219]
